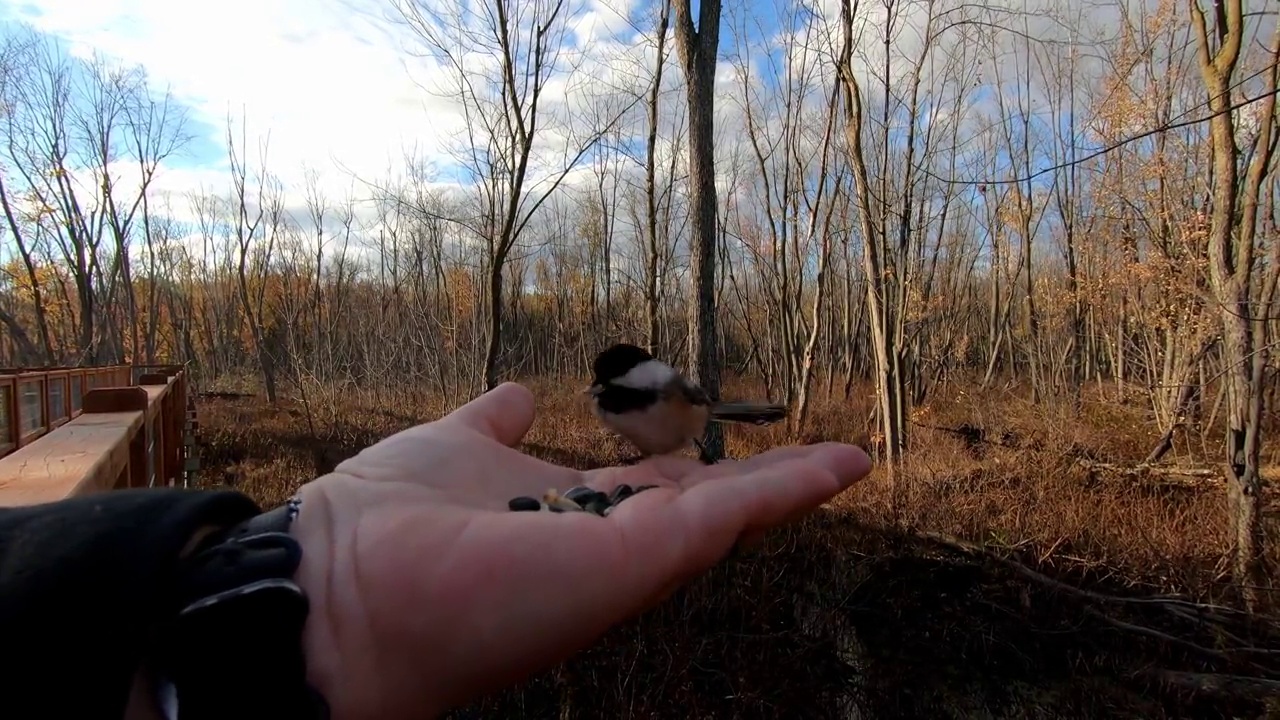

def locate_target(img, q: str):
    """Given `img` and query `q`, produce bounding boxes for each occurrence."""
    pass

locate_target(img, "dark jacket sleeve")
[0,488,264,719]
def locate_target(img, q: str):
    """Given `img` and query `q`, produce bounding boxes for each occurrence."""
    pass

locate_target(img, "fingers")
[608,444,871,596]
[784,442,872,490]
[441,382,536,447]
[677,443,865,487]
[585,442,869,491]
[680,458,844,539]
[685,444,869,544]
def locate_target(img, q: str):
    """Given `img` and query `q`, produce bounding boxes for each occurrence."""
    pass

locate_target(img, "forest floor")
[194,373,1280,719]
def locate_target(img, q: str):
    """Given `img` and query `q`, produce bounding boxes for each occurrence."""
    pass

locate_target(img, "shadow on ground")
[447,513,1278,720]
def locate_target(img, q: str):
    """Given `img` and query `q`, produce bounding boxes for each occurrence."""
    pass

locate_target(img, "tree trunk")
[837,0,905,466]
[645,0,672,354]
[672,0,724,460]
[1188,0,1274,608]
[483,252,504,391]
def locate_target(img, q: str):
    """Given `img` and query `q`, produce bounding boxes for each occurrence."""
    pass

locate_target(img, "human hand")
[290,382,872,719]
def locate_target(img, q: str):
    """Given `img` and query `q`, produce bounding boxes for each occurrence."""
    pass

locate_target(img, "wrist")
[289,484,346,719]
[287,480,451,720]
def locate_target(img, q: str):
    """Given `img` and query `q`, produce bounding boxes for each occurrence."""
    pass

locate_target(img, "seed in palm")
[507,483,659,517]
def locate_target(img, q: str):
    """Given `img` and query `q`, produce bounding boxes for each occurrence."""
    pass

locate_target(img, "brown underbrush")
[194,373,1280,719]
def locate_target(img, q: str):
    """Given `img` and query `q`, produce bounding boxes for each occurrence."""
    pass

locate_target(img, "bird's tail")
[709,401,789,426]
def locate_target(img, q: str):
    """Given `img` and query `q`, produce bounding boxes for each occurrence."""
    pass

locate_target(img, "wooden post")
[84,387,149,489]
[128,428,147,488]
[83,387,148,414]
[139,370,186,487]
[138,375,170,488]
[40,375,49,438]
[170,376,182,486]
[0,376,15,456]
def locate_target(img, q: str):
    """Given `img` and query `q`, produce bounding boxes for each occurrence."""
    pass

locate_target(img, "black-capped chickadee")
[584,343,788,463]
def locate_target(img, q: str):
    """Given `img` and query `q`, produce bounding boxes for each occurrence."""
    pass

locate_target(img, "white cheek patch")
[614,359,675,389]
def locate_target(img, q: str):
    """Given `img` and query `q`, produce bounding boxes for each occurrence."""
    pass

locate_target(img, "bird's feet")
[693,439,717,465]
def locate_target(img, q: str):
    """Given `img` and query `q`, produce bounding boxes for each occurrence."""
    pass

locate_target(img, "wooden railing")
[0,364,194,508]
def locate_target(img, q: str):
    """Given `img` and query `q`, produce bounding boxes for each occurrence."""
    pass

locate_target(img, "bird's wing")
[669,377,712,407]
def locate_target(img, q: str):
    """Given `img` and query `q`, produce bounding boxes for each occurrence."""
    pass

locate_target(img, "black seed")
[511,483,664,515]
[565,486,608,506]
[508,496,542,512]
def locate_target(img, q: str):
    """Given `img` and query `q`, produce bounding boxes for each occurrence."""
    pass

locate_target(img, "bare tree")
[386,0,622,390]
[988,18,1048,403]
[227,115,281,402]
[643,0,674,353]
[727,1,845,429]
[671,0,724,460]
[1,34,107,363]
[1187,0,1278,608]
[0,31,53,365]
[835,0,932,468]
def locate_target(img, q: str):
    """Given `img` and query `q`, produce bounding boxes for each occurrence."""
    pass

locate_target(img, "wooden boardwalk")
[0,365,195,508]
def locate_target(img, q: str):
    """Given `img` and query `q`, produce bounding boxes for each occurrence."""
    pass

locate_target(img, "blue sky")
[0,4,213,167]
[0,0,1058,189]
[0,0,799,212]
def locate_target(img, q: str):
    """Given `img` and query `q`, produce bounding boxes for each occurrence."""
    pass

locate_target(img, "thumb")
[440,382,537,447]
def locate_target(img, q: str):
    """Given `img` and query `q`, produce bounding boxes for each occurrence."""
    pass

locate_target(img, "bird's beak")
[583,383,603,396]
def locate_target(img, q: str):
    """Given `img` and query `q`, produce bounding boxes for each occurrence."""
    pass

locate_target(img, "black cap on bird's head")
[586,343,654,394]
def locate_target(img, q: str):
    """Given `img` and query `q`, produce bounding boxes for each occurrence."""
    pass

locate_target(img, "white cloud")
[3,0,681,279]
[16,0,469,206]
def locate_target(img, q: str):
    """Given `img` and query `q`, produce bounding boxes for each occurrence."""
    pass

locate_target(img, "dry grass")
[194,373,1280,719]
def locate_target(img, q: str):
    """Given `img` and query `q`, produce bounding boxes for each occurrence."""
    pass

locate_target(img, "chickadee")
[584,343,788,463]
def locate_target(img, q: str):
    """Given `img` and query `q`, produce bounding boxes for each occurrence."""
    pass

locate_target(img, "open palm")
[289,382,872,720]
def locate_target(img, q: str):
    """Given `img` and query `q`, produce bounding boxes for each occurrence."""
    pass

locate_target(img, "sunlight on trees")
[0,0,1276,603]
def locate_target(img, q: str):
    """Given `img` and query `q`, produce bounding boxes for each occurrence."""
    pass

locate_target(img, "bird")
[583,342,788,464]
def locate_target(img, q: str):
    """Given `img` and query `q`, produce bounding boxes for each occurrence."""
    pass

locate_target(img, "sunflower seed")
[542,488,587,513]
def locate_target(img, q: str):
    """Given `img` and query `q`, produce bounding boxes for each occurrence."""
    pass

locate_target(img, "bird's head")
[584,342,673,395]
